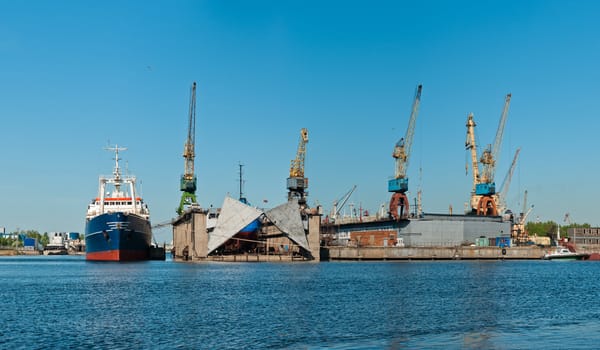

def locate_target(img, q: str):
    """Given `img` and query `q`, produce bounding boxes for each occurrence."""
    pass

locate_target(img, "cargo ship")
[85,146,152,261]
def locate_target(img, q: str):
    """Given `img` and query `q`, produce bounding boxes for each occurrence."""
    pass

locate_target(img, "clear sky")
[1,1,598,242]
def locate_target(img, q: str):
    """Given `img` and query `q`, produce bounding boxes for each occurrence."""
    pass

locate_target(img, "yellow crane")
[287,128,309,205]
[177,82,198,215]
[465,113,480,192]
[480,94,511,189]
[389,84,422,220]
[464,93,511,216]
[512,190,534,243]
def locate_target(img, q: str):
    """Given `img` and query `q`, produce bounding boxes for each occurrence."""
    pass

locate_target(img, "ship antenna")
[105,144,127,189]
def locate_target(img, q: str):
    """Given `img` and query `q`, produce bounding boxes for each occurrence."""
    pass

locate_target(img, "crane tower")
[287,128,309,206]
[465,93,511,216]
[177,82,198,215]
[496,147,521,215]
[388,84,422,220]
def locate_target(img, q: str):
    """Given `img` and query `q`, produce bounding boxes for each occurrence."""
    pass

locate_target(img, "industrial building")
[568,227,600,246]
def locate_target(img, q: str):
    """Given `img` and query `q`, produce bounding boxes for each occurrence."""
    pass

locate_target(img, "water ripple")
[2,257,600,348]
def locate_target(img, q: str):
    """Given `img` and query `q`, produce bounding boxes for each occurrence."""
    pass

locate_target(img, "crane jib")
[389,84,422,194]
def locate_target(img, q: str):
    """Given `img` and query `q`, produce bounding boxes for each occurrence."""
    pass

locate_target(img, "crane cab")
[388,178,409,193]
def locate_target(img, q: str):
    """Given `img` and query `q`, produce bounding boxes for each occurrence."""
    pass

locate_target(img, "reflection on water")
[0,256,599,349]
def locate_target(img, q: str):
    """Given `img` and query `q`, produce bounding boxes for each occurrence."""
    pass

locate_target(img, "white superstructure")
[86,146,150,220]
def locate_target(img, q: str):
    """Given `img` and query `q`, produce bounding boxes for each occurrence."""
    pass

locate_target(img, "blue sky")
[1,1,598,242]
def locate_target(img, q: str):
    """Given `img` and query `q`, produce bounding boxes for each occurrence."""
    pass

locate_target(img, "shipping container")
[476,237,489,247]
[496,236,511,247]
[24,238,36,247]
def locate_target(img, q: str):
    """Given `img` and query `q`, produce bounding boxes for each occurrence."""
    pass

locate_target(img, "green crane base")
[177,192,198,215]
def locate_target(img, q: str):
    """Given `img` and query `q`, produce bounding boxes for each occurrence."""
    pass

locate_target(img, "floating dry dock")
[171,198,321,262]
[322,213,511,247]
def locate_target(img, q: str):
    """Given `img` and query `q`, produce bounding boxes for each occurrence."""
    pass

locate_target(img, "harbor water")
[1,256,600,349]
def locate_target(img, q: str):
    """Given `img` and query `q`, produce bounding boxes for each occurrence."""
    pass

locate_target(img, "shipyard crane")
[564,213,572,225]
[496,147,521,215]
[513,190,534,243]
[465,113,480,192]
[177,82,198,215]
[464,93,511,216]
[465,113,482,213]
[521,190,528,219]
[287,128,309,206]
[388,84,422,220]
[330,185,357,222]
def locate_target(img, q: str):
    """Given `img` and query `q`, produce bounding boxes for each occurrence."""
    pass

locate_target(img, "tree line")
[0,230,50,248]
[525,221,590,238]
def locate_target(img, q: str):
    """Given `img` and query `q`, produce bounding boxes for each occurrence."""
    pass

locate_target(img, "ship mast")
[106,145,127,192]
[98,145,128,214]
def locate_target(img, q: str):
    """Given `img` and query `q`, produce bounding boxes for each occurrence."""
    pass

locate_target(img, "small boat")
[543,246,589,260]
[43,232,68,255]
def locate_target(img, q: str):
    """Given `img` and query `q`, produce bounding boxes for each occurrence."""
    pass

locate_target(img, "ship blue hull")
[85,212,152,261]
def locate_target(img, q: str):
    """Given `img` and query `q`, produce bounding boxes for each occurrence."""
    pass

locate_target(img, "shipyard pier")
[164,84,591,263]
[320,213,549,260]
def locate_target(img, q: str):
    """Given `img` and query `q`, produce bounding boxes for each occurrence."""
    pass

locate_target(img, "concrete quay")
[203,253,314,263]
[0,249,17,256]
[322,246,548,261]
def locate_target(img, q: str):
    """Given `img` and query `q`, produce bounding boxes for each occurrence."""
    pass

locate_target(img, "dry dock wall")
[308,215,320,261]
[172,208,207,261]
[325,246,546,260]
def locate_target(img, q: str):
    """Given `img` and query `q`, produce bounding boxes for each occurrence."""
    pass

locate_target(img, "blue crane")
[477,93,511,196]
[388,85,422,220]
[465,93,511,216]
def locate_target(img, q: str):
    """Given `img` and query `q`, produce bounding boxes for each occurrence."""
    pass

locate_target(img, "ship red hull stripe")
[86,249,149,261]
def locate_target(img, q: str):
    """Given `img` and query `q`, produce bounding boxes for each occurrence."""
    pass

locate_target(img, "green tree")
[526,221,591,239]
[23,230,41,246]
[8,229,46,248]
[41,232,49,246]
[0,236,14,247]
[526,221,556,237]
